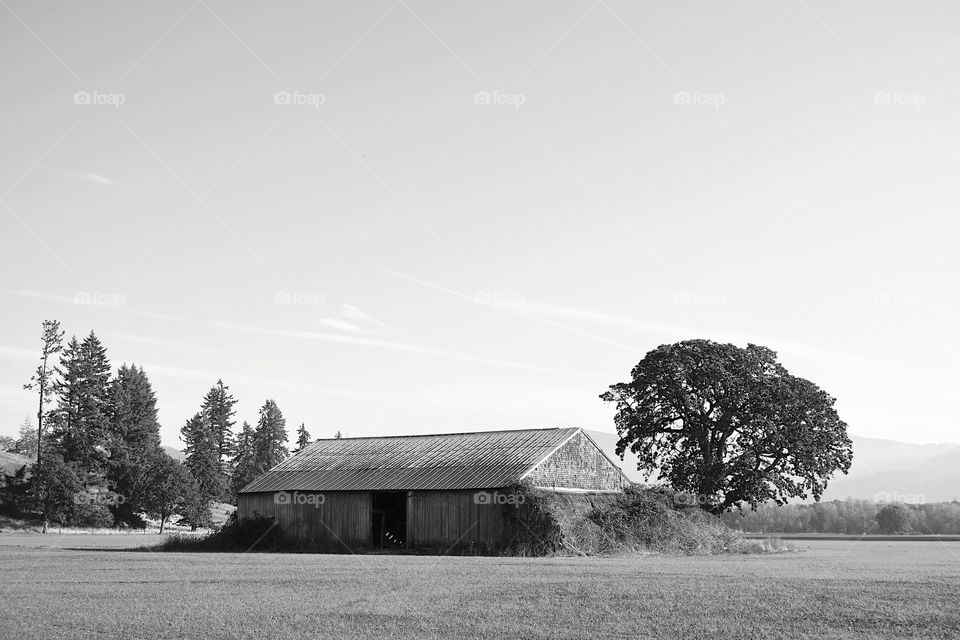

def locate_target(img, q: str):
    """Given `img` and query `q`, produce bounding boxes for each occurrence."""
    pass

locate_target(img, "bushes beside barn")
[503,483,754,556]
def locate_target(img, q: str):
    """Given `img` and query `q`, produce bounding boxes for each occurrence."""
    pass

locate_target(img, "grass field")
[0,538,957,639]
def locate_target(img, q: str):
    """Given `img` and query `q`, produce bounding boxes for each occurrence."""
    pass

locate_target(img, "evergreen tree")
[180,412,222,528]
[107,364,163,527]
[49,332,112,476]
[294,423,311,453]
[200,379,237,469]
[230,420,256,497]
[252,399,288,475]
[14,416,38,459]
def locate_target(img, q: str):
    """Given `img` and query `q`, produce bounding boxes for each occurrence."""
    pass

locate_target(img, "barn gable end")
[522,430,629,491]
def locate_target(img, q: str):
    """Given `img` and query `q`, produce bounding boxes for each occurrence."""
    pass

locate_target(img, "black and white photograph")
[1,2,959,638]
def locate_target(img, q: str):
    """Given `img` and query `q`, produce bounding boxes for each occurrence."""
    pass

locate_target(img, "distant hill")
[584,429,960,503]
[0,451,32,476]
[163,446,185,462]
[821,435,960,503]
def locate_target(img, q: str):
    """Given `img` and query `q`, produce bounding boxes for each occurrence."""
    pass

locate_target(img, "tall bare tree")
[23,320,64,467]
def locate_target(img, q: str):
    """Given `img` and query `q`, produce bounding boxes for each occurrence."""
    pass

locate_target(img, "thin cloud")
[319,318,368,333]
[211,321,605,377]
[44,167,114,186]
[0,346,39,362]
[525,301,866,367]
[0,289,184,322]
[342,303,388,327]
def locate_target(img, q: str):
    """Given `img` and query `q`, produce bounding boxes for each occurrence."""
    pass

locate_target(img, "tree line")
[0,319,316,532]
[720,499,960,535]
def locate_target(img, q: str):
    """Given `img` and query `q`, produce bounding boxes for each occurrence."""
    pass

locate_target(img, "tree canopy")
[601,339,853,514]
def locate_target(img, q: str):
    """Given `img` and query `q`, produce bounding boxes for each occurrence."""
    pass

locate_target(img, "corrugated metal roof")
[240,427,581,493]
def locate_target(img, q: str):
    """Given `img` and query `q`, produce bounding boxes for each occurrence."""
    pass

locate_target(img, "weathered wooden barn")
[237,427,629,550]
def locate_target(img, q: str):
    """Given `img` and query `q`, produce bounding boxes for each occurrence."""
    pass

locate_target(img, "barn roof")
[239,427,585,493]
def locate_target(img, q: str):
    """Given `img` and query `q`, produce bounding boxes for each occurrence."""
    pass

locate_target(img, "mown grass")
[0,539,957,639]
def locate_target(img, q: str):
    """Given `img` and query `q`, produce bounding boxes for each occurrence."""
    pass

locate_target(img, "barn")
[237,427,630,551]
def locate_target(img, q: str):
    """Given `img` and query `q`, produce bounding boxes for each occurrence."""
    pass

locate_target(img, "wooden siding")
[524,431,628,491]
[237,491,371,550]
[406,489,515,550]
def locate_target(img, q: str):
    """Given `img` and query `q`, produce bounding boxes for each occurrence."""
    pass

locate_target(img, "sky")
[1,1,958,448]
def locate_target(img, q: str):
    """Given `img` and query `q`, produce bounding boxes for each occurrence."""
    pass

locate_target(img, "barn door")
[370,491,407,548]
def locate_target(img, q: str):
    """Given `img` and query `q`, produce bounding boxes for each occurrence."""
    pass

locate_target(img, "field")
[0,537,958,639]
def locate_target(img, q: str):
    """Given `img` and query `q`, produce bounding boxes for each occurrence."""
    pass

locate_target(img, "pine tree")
[49,332,112,480]
[294,423,311,453]
[180,412,222,528]
[252,399,288,475]
[23,319,64,467]
[15,416,38,459]
[107,364,163,526]
[200,380,237,469]
[230,421,256,497]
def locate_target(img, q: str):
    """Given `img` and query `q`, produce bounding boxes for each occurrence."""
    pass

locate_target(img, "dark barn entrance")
[371,491,407,548]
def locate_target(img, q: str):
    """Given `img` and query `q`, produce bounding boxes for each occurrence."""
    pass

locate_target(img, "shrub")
[504,483,756,556]
[157,513,287,552]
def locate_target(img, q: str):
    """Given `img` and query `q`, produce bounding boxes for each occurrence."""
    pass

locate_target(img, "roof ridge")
[309,427,577,441]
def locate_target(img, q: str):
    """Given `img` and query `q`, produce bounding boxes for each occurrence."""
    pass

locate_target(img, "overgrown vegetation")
[503,483,769,556]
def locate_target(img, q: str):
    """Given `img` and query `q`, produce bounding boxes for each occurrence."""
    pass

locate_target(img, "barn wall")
[407,490,515,550]
[237,491,371,550]
[524,431,628,491]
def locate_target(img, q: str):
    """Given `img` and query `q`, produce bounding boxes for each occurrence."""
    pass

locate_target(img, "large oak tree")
[601,339,853,514]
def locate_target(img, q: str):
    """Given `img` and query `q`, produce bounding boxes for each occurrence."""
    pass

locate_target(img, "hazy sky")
[1,1,958,447]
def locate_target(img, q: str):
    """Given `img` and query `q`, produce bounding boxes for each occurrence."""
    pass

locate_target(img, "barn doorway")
[371,491,407,548]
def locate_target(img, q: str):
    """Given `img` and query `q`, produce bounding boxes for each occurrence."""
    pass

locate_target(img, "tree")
[252,399,288,475]
[48,332,113,476]
[14,416,38,459]
[23,319,64,466]
[0,435,16,452]
[601,339,853,514]
[876,503,912,534]
[30,452,83,527]
[107,364,163,527]
[230,421,256,497]
[294,423,311,453]
[142,452,193,533]
[180,413,223,529]
[200,380,237,469]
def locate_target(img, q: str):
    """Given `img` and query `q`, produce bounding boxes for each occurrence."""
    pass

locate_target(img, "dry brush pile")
[502,483,771,556]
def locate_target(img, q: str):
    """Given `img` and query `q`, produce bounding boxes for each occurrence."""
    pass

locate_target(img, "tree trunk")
[159,515,166,534]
